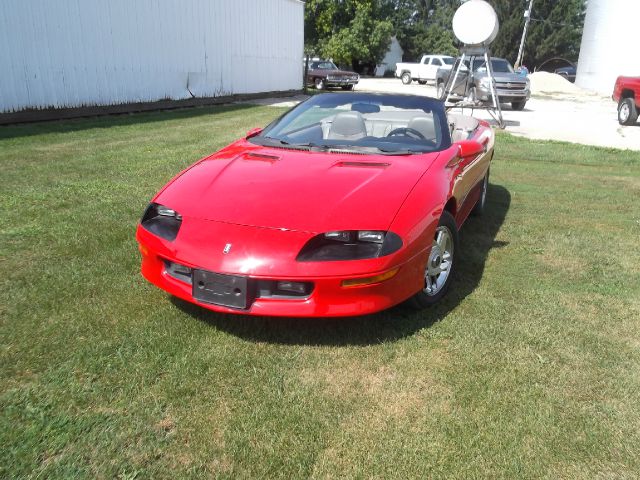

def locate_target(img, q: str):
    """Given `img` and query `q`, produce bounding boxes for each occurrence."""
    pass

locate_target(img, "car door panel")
[451,147,490,226]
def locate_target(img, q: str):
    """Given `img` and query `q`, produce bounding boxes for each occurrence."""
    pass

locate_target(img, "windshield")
[311,61,338,70]
[473,58,515,73]
[251,93,451,155]
[442,57,454,65]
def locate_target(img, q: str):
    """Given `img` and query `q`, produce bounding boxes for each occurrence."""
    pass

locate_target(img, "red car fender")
[386,145,460,290]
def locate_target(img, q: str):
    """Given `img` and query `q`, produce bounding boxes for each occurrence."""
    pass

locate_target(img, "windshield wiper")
[259,137,311,150]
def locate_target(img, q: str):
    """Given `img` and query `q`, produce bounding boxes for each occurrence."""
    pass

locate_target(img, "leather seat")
[407,116,436,141]
[327,111,368,140]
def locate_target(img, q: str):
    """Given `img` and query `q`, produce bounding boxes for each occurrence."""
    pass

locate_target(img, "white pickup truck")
[395,55,454,85]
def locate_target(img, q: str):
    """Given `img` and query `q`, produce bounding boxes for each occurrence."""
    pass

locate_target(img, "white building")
[0,0,304,113]
[575,0,640,94]
[375,37,404,77]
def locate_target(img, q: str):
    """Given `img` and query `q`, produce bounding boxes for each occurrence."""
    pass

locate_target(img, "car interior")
[257,95,481,153]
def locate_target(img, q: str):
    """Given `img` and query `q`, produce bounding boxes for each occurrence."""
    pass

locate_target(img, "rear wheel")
[410,211,458,308]
[618,97,638,125]
[512,100,526,111]
[401,72,412,85]
[314,77,325,90]
[437,81,446,99]
[472,169,489,216]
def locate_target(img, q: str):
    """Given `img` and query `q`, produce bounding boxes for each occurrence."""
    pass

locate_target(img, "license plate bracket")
[192,270,251,309]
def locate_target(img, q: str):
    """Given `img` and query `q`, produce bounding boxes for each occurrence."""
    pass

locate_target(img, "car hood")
[155,141,438,233]
[482,73,527,84]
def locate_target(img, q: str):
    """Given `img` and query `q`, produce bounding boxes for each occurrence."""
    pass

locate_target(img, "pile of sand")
[528,71,589,96]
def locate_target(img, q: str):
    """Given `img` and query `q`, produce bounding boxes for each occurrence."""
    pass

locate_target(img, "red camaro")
[136,93,494,317]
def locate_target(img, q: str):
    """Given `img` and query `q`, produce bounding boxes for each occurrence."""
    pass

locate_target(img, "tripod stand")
[442,46,504,129]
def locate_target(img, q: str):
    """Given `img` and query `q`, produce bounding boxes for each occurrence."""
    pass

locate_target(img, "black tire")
[512,100,526,111]
[409,211,459,309]
[314,77,325,90]
[418,80,427,85]
[341,85,354,91]
[472,169,489,216]
[437,81,445,99]
[618,97,638,125]
[401,72,412,85]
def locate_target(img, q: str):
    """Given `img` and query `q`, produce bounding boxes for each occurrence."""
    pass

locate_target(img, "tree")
[304,0,586,71]
[322,3,394,68]
[491,0,585,68]
[387,0,585,68]
[304,0,393,71]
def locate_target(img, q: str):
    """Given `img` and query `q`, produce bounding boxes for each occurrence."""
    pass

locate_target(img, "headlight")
[140,203,182,241]
[297,230,402,261]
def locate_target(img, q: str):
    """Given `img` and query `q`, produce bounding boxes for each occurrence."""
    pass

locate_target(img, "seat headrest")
[327,111,367,140]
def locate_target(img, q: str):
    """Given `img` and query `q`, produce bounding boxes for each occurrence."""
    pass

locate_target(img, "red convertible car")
[136,93,494,317]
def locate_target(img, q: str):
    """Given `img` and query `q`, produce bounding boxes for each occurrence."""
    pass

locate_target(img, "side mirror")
[457,140,484,158]
[245,127,262,139]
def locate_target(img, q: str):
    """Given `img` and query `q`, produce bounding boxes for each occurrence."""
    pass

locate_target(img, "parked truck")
[612,76,640,125]
[395,55,454,85]
[436,57,530,111]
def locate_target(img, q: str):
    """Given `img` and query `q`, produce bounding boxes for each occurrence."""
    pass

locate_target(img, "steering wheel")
[386,127,426,140]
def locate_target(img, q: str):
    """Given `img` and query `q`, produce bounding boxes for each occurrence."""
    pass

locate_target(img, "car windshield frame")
[250,93,452,155]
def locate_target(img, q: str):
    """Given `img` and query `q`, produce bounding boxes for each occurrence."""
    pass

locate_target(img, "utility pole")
[515,0,534,69]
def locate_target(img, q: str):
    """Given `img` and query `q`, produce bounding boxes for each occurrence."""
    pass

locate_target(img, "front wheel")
[314,78,325,90]
[418,80,427,85]
[437,81,446,99]
[512,100,526,111]
[401,72,412,85]
[410,211,459,308]
[341,85,354,91]
[618,98,638,125]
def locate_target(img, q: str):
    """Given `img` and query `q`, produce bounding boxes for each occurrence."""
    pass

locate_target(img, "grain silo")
[575,0,640,94]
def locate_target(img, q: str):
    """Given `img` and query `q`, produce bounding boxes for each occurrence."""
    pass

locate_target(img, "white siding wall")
[0,0,304,113]
[375,37,403,77]
[576,0,640,94]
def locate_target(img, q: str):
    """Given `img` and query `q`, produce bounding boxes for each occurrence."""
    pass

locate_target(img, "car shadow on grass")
[172,184,511,346]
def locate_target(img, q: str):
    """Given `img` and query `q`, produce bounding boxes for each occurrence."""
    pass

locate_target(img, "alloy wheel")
[424,226,454,296]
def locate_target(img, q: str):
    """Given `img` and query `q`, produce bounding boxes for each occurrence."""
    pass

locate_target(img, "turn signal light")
[341,268,399,288]
[138,243,149,256]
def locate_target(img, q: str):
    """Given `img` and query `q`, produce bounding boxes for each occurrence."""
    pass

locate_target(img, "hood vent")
[328,148,370,155]
[336,161,390,168]
[245,152,280,161]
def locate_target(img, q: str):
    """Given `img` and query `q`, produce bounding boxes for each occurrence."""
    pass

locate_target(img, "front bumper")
[136,225,424,317]
[325,78,359,87]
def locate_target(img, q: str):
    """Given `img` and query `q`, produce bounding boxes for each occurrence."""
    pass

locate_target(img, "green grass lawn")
[1,105,640,479]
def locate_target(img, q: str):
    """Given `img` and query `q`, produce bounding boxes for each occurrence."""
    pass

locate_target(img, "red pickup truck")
[612,76,640,125]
